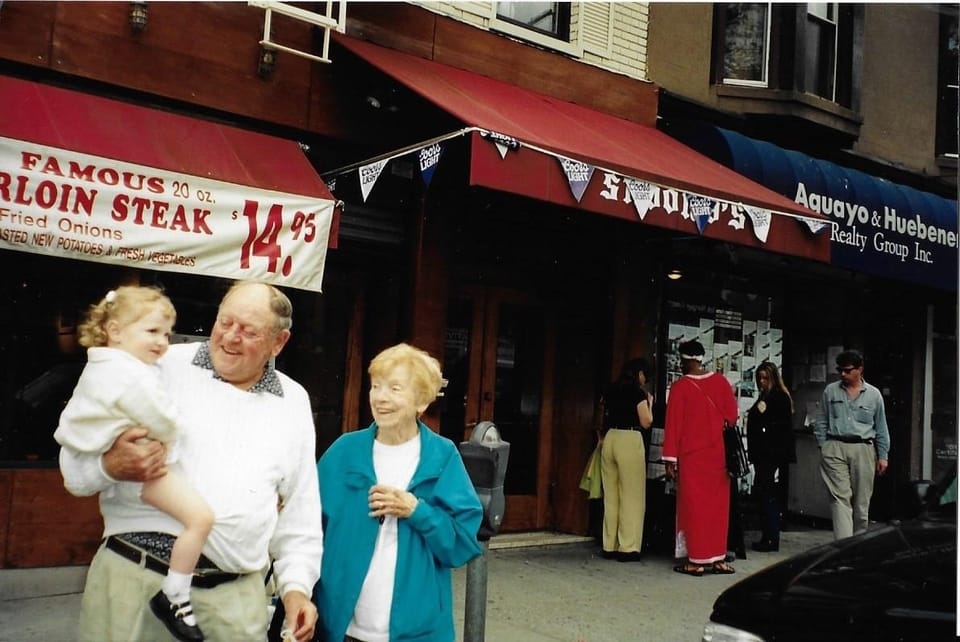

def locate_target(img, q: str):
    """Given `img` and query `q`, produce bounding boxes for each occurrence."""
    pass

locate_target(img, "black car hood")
[711,516,957,641]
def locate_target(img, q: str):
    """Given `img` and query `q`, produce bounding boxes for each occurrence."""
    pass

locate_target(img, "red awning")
[336,36,830,262]
[0,75,333,203]
[0,75,337,291]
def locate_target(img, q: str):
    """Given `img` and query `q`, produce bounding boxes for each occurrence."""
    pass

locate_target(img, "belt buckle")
[136,546,149,570]
[117,537,168,572]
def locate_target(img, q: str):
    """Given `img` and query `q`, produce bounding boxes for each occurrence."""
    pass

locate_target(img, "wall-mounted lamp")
[363,88,401,113]
[257,45,277,79]
[129,0,148,32]
[666,269,683,281]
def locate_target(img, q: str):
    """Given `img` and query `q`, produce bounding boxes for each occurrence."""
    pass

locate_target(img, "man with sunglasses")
[814,349,890,540]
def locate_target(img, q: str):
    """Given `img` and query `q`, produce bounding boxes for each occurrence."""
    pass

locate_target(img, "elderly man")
[814,349,890,540]
[60,281,323,642]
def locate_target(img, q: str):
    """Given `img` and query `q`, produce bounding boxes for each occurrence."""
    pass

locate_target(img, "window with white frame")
[491,1,580,56]
[721,3,771,86]
[804,3,839,100]
[496,2,570,40]
[716,3,857,110]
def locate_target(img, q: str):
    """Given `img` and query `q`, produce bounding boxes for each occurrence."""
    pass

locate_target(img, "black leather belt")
[104,535,242,589]
[827,435,874,445]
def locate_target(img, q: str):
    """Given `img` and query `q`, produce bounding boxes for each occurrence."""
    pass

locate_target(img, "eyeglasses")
[836,366,858,374]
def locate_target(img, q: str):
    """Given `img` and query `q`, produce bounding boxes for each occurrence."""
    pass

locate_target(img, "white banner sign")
[0,136,334,292]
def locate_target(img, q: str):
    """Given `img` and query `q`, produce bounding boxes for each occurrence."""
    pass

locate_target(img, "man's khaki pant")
[79,543,268,642]
[819,439,877,540]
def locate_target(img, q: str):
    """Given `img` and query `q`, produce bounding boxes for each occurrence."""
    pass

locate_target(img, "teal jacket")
[315,422,483,642]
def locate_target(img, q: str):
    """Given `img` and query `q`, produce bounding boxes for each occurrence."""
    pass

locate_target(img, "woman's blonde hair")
[756,361,794,413]
[368,343,444,408]
[76,286,176,348]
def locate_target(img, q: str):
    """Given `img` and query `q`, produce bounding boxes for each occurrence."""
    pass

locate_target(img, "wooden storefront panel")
[3,469,100,568]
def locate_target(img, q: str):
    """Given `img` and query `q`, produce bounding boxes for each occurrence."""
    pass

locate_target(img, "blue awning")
[667,122,958,291]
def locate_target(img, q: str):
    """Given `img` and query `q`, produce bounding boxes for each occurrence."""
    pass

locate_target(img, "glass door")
[439,286,548,531]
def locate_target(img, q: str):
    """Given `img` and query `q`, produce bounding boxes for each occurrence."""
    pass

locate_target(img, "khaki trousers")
[819,439,877,540]
[600,429,647,553]
[79,543,268,642]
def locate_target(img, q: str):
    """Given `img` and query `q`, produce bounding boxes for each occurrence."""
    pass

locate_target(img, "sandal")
[711,561,736,575]
[673,563,705,577]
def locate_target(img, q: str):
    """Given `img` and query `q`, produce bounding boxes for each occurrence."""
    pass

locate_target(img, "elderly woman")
[315,343,483,642]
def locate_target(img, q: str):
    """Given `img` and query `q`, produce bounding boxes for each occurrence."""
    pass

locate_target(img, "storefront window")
[0,251,347,464]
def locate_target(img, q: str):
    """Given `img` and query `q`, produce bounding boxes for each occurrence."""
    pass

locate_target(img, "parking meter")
[459,421,510,541]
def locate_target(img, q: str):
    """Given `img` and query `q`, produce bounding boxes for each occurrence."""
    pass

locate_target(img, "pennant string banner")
[322,128,474,181]
[322,125,834,238]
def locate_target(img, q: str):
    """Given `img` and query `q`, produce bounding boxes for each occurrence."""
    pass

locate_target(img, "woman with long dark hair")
[599,358,654,561]
[746,361,795,552]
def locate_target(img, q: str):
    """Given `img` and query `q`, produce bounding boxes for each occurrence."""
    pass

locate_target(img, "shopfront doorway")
[439,286,553,531]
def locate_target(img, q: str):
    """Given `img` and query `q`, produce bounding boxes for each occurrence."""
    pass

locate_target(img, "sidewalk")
[0,526,833,642]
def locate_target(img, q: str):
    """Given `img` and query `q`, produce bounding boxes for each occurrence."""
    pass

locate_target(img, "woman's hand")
[368,484,419,520]
[280,590,318,642]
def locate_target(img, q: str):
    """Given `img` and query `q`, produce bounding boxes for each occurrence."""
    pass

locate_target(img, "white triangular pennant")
[624,179,655,220]
[742,205,772,243]
[359,159,387,202]
[558,157,595,202]
[480,130,520,160]
[803,218,831,235]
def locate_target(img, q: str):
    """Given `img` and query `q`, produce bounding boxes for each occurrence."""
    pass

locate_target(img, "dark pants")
[753,461,782,543]
[727,479,746,558]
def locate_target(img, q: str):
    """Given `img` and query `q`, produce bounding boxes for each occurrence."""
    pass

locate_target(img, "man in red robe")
[663,340,739,576]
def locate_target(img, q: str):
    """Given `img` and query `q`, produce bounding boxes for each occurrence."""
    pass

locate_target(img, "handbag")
[578,445,603,499]
[688,379,749,479]
[722,419,750,479]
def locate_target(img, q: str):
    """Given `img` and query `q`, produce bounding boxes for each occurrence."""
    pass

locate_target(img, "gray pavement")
[0,526,834,642]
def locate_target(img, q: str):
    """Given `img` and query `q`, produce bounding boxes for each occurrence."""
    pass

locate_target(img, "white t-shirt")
[346,436,422,642]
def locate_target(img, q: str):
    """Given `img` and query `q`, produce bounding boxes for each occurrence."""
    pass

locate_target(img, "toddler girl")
[55,286,213,642]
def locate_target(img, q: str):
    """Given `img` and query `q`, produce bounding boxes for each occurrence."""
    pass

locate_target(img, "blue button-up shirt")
[814,378,890,460]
